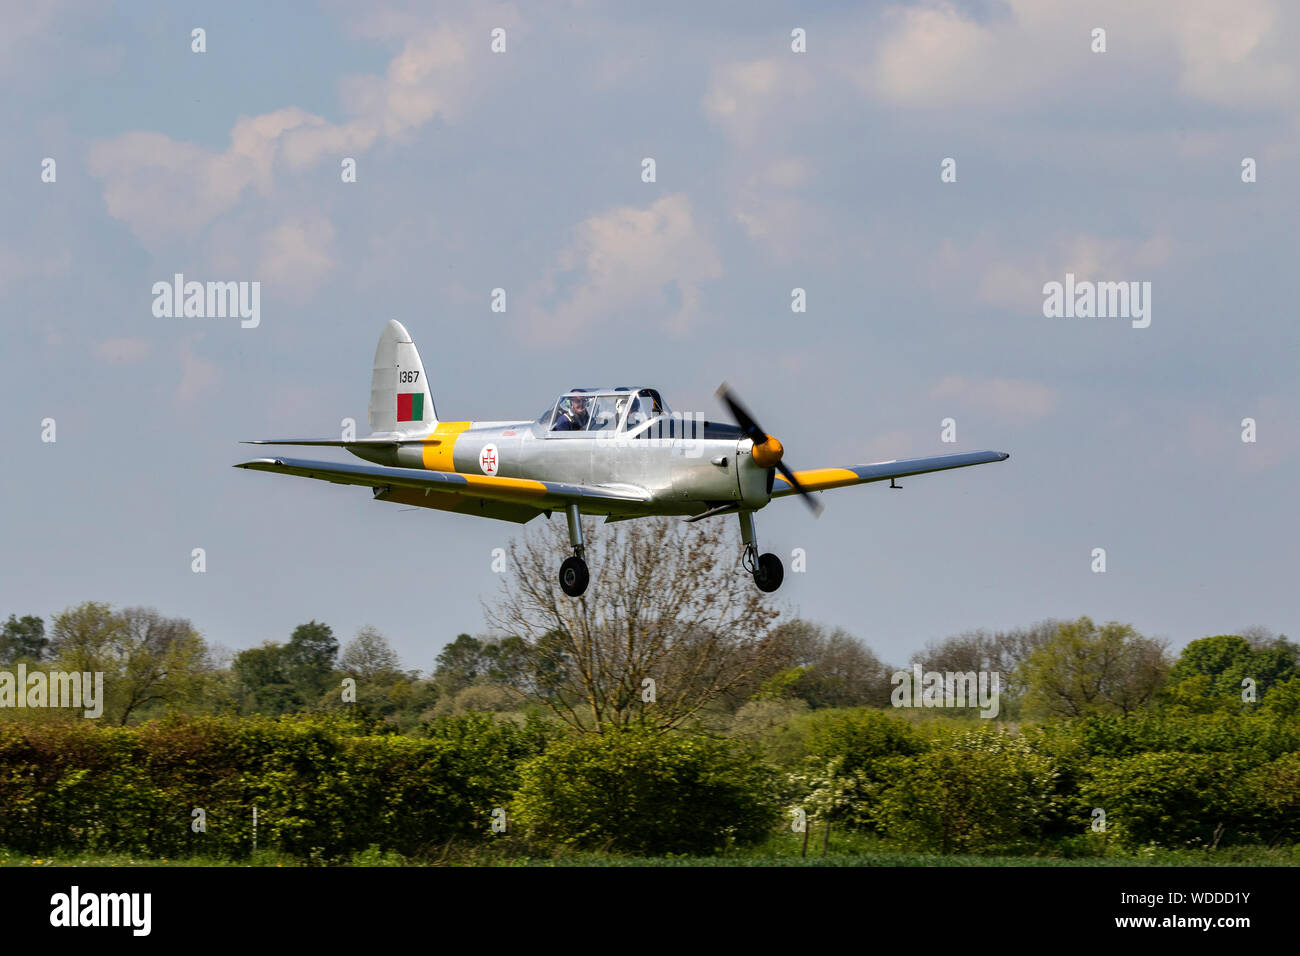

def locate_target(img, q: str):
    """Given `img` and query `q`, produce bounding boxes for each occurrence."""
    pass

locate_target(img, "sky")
[1,0,1296,673]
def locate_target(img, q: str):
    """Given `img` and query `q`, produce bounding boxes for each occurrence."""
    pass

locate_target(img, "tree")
[486,515,784,733]
[0,614,47,664]
[113,607,211,724]
[1165,631,1299,712]
[763,620,892,709]
[431,633,535,700]
[48,602,212,724]
[338,626,402,682]
[1020,617,1169,719]
[232,642,301,715]
[432,633,487,696]
[914,620,1060,708]
[282,620,338,697]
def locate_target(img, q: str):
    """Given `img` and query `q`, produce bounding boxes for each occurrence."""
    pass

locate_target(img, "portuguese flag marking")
[397,392,424,422]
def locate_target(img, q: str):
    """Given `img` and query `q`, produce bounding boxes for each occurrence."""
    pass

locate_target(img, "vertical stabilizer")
[369,320,436,434]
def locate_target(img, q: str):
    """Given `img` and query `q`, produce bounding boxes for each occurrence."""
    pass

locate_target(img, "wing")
[241,437,402,447]
[234,456,651,524]
[772,450,1009,497]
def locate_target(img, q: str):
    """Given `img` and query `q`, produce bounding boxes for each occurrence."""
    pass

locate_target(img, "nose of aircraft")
[751,434,784,468]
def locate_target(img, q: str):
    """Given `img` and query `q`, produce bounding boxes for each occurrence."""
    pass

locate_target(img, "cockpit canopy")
[539,387,670,433]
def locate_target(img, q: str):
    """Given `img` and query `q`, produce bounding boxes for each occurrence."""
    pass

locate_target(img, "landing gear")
[753,552,784,592]
[738,510,784,592]
[559,503,590,597]
[559,556,589,597]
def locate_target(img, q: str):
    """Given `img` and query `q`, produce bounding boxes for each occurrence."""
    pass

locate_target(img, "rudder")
[369,319,436,434]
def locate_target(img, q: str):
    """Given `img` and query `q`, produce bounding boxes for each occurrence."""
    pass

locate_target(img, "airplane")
[236,320,1010,597]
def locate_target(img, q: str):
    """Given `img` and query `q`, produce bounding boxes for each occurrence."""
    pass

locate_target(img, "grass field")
[6,837,1297,867]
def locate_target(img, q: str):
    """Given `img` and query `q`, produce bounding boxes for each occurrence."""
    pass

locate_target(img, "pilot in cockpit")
[552,395,590,431]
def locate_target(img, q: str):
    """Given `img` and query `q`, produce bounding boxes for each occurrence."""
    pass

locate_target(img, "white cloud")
[0,244,70,289]
[731,157,823,263]
[935,232,1174,312]
[259,216,337,298]
[524,194,722,342]
[930,376,1058,425]
[96,338,151,364]
[87,10,513,245]
[1172,0,1298,109]
[869,1,1020,108]
[866,0,1298,112]
[702,57,814,145]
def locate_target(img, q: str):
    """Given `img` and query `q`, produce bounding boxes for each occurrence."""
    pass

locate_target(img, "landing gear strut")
[738,510,783,593]
[559,504,590,597]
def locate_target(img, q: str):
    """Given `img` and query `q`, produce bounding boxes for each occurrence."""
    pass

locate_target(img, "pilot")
[553,395,590,431]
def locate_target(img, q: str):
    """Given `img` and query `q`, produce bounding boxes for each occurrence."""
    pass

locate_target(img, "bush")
[1243,751,1300,846]
[786,709,929,830]
[1079,752,1255,849]
[804,709,928,777]
[0,713,543,860]
[512,729,780,855]
[1057,712,1300,763]
[866,729,1066,854]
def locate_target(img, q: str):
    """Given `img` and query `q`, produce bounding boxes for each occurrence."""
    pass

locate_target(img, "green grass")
[7,838,1297,867]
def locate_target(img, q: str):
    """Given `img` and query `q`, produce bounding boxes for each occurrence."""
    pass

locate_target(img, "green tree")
[1164,634,1250,714]
[1164,633,1299,713]
[338,626,402,682]
[48,602,212,724]
[431,633,531,705]
[912,620,1060,714]
[766,620,892,709]
[0,614,47,664]
[283,620,338,697]
[432,633,487,696]
[1020,617,1169,720]
[232,642,301,715]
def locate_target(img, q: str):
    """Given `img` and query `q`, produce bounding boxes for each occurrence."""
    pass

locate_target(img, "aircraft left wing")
[234,456,651,523]
[771,450,1009,497]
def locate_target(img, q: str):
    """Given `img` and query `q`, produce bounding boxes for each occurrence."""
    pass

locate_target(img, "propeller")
[716,382,823,517]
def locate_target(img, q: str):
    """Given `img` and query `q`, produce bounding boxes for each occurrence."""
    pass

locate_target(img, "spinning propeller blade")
[716,382,823,517]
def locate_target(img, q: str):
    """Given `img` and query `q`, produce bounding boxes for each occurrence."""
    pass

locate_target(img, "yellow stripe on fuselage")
[421,421,472,472]
[780,467,859,492]
[462,475,549,496]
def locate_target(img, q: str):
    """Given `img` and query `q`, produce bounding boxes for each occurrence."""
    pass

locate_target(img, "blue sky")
[2,0,1296,671]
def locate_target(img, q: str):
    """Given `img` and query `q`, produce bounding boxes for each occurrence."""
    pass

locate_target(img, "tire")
[559,556,590,597]
[753,552,784,592]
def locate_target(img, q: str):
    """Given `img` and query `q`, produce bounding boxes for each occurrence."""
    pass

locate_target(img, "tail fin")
[369,319,436,435]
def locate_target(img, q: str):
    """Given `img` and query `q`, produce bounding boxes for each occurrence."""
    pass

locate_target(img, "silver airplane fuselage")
[351,413,767,518]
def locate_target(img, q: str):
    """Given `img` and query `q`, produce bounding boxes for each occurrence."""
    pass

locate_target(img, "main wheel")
[753,552,784,592]
[559,556,590,597]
